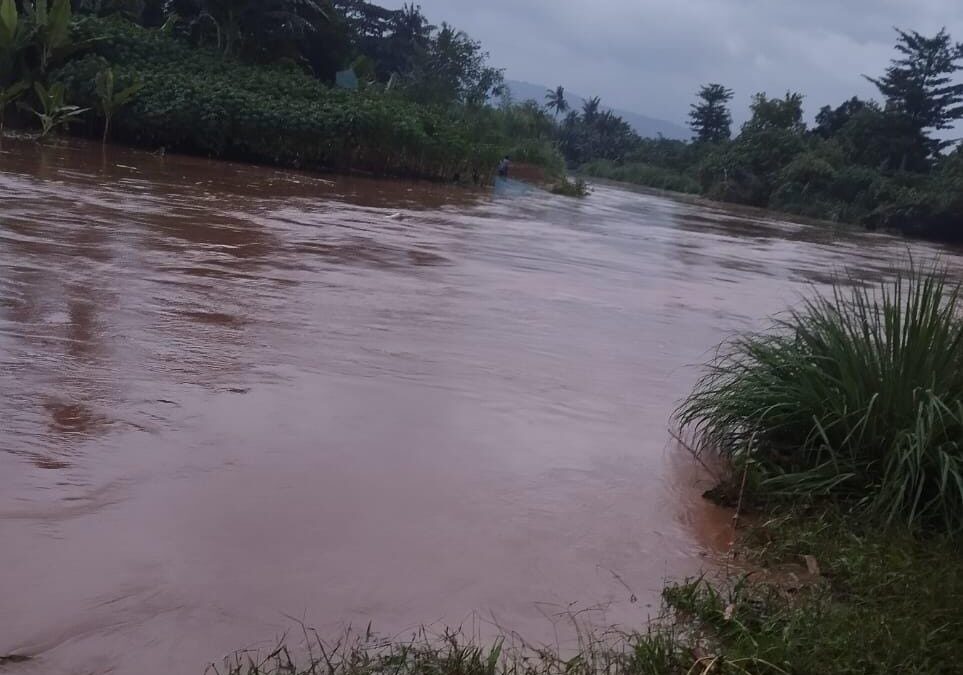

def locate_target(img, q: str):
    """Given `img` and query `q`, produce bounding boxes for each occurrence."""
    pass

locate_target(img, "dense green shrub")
[678,267,963,533]
[52,16,533,179]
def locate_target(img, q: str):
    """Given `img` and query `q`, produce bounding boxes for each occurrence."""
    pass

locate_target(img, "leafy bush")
[678,266,963,533]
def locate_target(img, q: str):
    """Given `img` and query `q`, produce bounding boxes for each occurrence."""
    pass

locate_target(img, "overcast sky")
[380,0,963,129]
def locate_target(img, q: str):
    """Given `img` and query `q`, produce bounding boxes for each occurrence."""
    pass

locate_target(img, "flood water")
[1,138,960,674]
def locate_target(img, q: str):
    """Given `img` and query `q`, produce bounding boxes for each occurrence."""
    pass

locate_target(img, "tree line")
[579,27,963,241]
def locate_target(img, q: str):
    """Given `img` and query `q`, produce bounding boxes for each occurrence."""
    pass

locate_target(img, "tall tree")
[689,83,733,143]
[544,84,568,118]
[866,27,963,150]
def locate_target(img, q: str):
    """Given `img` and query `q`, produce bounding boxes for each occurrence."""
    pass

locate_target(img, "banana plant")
[95,67,143,143]
[23,0,72,73]
[28,80,87,138]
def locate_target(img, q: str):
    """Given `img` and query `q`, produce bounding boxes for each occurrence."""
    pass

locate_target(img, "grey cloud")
[380,0,963,131]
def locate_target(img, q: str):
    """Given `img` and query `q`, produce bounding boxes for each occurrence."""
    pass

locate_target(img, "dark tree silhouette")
[689,83,733,143]
[545,85,568,118]
[866,28,963,151]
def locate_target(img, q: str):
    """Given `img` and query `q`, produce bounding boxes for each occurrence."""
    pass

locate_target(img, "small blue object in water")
[493,177,532,197]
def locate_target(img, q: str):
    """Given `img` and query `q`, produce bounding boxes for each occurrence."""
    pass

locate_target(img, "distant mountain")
[502,80,689,141]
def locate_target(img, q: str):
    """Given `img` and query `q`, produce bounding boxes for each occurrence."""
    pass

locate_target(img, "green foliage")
[1,0,84,93]
[502,138,565,178]
[1,0,91,137]
[678,266,963,534]
[94,64,143,141]
[25,0,74,73]
[743,91,806,134]
[663,510,963,675]
[27,79,87,136]
[566,61,961,240]
[689,82,733,143]
[398,22,503,107]
[52,17,549,179]
[813,96,871,138]
[165,0,330,59]
[557,102,641,166]
[0,0,32,82]
[699,127,807,205]
[0,0,18,49]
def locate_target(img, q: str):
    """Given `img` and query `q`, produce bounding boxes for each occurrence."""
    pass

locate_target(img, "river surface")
[1,138,960,675]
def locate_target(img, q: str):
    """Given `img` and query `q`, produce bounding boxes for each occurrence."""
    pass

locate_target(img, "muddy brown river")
[1,138,959,674]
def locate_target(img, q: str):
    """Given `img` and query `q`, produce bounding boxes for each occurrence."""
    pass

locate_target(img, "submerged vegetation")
[550,176,590,198]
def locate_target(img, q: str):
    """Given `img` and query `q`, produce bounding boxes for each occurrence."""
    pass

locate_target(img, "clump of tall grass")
[207,613,813,675]
[207,624,698,675]
[678,265,963,533]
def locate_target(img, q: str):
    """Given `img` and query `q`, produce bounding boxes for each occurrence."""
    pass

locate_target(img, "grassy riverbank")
[216,269,963,674]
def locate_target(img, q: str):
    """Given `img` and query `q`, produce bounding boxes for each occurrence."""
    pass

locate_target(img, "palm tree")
[582,96,601,123]
[545,85,568,118]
